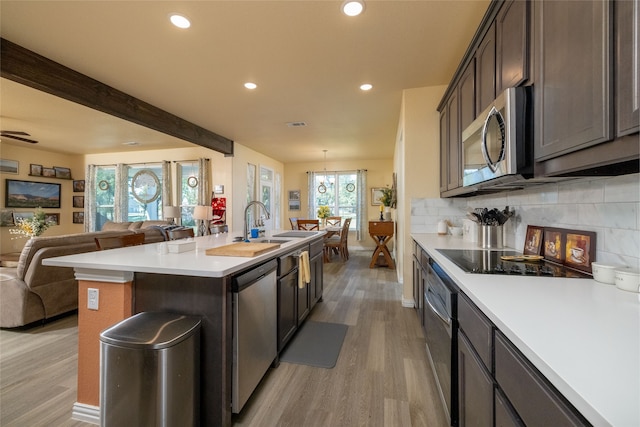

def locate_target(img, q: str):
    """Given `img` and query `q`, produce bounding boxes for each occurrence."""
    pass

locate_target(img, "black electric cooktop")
[436,249,592,278]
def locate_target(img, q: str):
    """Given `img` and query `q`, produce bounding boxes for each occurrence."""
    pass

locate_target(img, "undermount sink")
[271,231,318,238]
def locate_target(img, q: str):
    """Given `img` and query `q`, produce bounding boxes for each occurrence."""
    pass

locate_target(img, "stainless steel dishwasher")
[232,259,278,413]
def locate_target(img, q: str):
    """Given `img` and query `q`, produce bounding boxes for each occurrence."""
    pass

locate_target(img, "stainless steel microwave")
[461,86,533,189]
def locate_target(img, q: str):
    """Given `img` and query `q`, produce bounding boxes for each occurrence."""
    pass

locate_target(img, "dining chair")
[289,217,299,230]
[326,216,342,227]
[324,218,351,261]
[168,228,195,240]
[297,219,320,231]
[95,233,145,250]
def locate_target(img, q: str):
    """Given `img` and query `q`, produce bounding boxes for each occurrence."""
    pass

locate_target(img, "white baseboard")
[401,297,415,308]
[72,402,100,425]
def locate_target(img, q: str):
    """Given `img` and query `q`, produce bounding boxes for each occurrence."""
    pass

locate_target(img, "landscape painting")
[5,180,61,208]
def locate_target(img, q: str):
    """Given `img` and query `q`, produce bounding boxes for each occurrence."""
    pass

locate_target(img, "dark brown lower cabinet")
[309,251,323,310]
[458,332,493,427]
[495,331,590,426]
[277,269,297,352]
[495,387,524,427]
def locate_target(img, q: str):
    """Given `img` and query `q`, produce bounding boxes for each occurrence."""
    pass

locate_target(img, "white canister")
[462,219,478,242]
[437,220,448,235]
[615,268,640,293]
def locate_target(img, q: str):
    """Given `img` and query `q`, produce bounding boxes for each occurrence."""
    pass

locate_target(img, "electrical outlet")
[88,288,99,310]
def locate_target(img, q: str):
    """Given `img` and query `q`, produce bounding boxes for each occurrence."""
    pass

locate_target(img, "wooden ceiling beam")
[0,38,234,156]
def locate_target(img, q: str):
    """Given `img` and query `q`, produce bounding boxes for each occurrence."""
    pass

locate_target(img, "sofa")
[0,220,170,328]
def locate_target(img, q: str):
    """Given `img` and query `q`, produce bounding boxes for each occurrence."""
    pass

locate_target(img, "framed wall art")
[0,159,19,174]
[13,212,34,223]
[288,190,300,201]
[54,166,72,179]
[523,225,543,255]
[45,213,60,225]
[0,209,14,227]
[30,164,43,176]
[73,211,84,224]
[5,179,61,208]
[289,200,301,211]
[371,187,384,206]
[73,180,85,192]
[42,167,56,178]
[73,196,84,208]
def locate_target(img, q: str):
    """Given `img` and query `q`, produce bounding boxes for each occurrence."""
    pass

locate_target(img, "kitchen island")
[44,231,325,426]
[412,233,639,427]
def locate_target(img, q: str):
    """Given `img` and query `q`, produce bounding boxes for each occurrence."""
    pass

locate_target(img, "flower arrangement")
[10,208,51,239]
[317,205,331,219]
[379,187,395,207]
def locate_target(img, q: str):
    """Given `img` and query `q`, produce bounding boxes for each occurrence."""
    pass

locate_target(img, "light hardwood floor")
[0,251,448,427]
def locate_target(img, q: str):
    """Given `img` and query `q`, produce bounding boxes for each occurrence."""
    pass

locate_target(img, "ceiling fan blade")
[0,130,31,136]
[0,133,38,144]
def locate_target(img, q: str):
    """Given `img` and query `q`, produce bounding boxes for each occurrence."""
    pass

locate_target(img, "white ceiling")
[0,0,489,164]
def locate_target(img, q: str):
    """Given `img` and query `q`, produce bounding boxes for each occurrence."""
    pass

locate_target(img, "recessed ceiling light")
[342,0,365,16]
[122,141,140,146]
[360,83,373,91]
[169,14,191,29]
[244,82,257,90]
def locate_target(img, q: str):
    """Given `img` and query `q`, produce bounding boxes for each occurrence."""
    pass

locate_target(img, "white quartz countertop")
[43,230,324,278]
[412,233,640,427]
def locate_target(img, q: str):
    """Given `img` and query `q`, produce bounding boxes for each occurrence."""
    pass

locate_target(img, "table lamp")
[163,206,181,225]
[193,205,212,236]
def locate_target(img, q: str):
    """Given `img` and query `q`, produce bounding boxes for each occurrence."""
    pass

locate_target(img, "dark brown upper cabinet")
[496,0,530,92]
[533,0,613,162]
[616,0,640,137]
[475,23,496,115]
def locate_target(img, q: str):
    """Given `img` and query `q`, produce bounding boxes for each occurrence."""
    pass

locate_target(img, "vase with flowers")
[380,187,394,220]
[317,205,331,226]
[10,207,52,239]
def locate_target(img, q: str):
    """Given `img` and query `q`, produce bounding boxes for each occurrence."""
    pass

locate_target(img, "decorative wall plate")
[346,183,355,192]
[131,169,160,204]
[187,176,198,188]
[98,180,109,191]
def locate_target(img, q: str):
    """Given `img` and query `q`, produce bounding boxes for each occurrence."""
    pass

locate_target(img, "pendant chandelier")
[318,150,328,193]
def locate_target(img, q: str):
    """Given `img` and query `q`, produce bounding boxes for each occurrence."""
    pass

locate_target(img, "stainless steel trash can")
[99,312,201,427]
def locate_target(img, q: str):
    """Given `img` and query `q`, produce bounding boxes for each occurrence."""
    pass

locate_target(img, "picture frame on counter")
[523,225,543,255]
[543,228,564,263]
[564,230,596,273]
[542,227,596,274]
[42,167,56,178]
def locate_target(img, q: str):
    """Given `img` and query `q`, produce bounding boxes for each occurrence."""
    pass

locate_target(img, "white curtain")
[197,158,211,206]
[162,161,172,207]
[85,164,96,231]
[356,169,367,241]
[114,163,129,222]
[307,171,316,218]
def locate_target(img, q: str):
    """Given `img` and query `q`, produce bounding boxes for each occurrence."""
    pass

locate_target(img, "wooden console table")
[368,221,395,269]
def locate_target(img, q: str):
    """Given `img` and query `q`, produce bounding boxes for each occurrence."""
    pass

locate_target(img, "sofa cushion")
[128,221,143,230]
[102,221,132,231]
[140,220,171,228]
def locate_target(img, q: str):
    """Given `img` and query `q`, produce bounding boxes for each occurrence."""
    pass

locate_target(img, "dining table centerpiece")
[317,205,331,226]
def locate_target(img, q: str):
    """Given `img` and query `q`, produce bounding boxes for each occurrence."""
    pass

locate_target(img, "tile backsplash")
[411,173,640,269]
